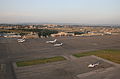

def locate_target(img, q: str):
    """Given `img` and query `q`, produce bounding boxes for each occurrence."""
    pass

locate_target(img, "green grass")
[16,56,66,67]
[73,49,120,64]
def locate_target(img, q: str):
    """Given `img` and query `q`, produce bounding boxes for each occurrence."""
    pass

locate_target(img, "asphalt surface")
[15,56,112,79]
[0,34,120,79]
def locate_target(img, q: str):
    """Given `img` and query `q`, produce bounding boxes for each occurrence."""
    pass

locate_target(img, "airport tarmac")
[2,35,120,60]
[0,34,120,79]
[14,56,113,79]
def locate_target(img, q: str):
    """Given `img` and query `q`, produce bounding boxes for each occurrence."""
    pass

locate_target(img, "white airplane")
[88,62,99,68]
[17,39,25,43]
[54,43,63,47]
[46,39,57,43]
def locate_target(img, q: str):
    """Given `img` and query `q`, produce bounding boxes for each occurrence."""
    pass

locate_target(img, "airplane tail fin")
[54,39,57,42]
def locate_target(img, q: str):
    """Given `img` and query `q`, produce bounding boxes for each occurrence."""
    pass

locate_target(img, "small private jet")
[17,39,25,43]
[54,43,63,47]
[88,62,99,68]
[46,39,57,43]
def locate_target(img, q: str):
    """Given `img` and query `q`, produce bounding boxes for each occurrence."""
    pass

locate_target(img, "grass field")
[73,49,120,64]
[16,56,66,67]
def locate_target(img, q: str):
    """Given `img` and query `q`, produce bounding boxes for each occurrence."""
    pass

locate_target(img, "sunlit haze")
[0,0,120,24]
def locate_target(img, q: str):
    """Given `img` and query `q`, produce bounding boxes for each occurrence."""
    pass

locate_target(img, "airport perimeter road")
[0,35,120,79]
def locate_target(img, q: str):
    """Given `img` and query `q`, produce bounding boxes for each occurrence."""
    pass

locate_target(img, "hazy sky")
[0,0,120,24]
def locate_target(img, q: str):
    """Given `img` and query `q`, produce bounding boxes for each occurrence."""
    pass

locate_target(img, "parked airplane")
[54,43,63,47]
[88,62,99,68]
[46,39,57,43]
[17,39,25,43]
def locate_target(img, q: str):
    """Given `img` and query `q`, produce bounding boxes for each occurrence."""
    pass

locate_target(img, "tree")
[19,33,27,36]
[38,29,58,37]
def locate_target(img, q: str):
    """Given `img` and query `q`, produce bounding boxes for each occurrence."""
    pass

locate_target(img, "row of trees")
[74,32,85,35]
[0,31,11,33]
[19,29,58,37]
[38,29,58,37]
